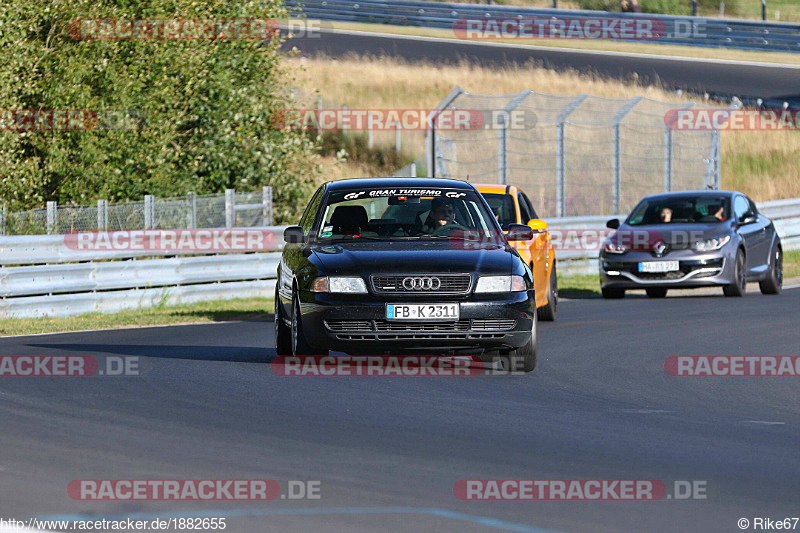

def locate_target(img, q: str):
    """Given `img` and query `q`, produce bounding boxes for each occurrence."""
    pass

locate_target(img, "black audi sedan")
[274,178,539,372]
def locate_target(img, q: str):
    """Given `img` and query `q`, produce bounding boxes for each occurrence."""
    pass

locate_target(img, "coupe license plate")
[386,303,459,321]
[638,261,679,273]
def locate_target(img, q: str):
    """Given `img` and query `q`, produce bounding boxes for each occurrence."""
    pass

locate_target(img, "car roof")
[323,177,474,191]
[472,183,517,195]
[641,190,739,202]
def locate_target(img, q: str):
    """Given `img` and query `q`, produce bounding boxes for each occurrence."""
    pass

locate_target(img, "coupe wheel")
[723,249,746,297]
[537,263,558,321]
[759,246,783,295]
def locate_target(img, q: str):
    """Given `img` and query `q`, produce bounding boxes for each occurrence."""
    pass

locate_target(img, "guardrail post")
[97,199,108,230]
[611,97,643,215]
[144,195,154,230]
[46,201,57,234]
[556,94,589,218]
[262,186,273,226]
[188,192,197,229]
[225,189,235,228]
[0,205,5,236]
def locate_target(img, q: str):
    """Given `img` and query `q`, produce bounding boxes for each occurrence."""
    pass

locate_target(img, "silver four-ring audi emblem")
[402,276,441,291]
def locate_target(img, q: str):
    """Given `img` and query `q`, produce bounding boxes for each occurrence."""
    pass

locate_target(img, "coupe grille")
[370,274,472,294]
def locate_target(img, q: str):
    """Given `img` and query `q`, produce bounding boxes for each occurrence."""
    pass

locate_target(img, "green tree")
[0,0,319,223]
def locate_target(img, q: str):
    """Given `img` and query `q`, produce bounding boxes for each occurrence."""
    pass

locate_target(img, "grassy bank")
[0,298,275,337]
[290,55,800,204]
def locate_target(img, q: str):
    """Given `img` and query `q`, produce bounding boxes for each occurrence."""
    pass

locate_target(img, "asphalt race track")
[285,29,800,104]
[1,287,799,532]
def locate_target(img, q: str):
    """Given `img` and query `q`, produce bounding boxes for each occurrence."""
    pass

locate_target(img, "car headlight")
[603,239,627,254]
[312,276,368,293]
[475,275,527,293]
[692,235,730,252]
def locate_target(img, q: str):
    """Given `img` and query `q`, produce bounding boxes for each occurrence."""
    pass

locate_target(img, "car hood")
[309,241,513,275]
[612,222,732,250]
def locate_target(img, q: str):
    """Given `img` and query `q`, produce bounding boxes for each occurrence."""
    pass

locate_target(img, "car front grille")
[370,274,472,294]
[324,319,516,340]
[604,258,724,281]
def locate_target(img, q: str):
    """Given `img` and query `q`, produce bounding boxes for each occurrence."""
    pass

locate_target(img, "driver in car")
[420,197,457,234]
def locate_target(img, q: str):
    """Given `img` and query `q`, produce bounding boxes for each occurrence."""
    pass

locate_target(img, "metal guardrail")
[286,0,800,53]
[1,198,799,319]
[548,198,800,275]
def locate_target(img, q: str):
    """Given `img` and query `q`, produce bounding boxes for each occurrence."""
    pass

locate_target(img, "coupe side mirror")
[507,223,534,241]
[606,218,620,229]
[284,225,305,243]
[527,219,548,234]
[740,212,757,225]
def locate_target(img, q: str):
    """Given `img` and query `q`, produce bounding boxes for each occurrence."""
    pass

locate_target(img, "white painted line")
[318,27,800,70]
[741,420,786,425]
[617,409,674,414]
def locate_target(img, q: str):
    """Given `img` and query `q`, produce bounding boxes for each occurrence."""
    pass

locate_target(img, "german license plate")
[386,303,459,320]
[638,261,679,273]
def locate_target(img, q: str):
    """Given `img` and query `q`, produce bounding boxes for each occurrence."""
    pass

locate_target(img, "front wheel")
[723,249,746,297]
[291,293,315,355]
[759,246,782,295]
[536,263,558,322]
[274,286,292,356]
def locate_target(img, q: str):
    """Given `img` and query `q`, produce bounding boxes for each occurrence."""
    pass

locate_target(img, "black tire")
[291,293,315,355]
[759,246,783,295]
[274,286,292,356]
[480,315,538,374]
[646,287,668,298]
[601,287,625,299]
[723,249,746,297]
[536,263,558,322]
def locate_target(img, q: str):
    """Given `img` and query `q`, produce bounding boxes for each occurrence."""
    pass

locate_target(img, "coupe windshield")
[481,193,517,230]
[627,196,731,226]
[316,187,500,242]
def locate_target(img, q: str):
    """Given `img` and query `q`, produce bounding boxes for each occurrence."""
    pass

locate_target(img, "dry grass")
[290,55,800,202]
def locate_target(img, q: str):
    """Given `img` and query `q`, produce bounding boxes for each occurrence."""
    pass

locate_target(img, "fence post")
[410,162,416,178]
[317,96,323,136]
[497,113,507,185]
[427,86,464,179]
[97,199,108,230]
[144,195,154,230]
[262,186,273,226]
[396,121,401,153]
[0,205,5,236]
[46,201,57,234]
[342,105,348,138]
[555,94,589,218]
[225,189,235,228]
[663,128,673,192]
[611,97,643,215]
[188,192,197,229]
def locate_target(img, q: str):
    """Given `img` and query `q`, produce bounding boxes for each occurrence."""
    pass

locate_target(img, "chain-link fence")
[0,187,274,236]
[427,87,727,217]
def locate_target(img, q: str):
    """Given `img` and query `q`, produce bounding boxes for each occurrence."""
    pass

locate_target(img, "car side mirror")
[527,219,548,233]
[507,223,534,241]
[606,218,620,229]
[740,212,757,225]
[284,225,305,243]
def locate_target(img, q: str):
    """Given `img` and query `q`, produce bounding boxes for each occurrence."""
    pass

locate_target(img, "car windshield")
[481,193,517,230]
[626,196,731,225]
[316,187,500,242]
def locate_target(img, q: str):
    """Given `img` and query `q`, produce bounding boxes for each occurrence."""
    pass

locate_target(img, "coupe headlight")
[475,275,527,293]
[312,276,368,293]
[692,235,730,252]
[603,239,627,254]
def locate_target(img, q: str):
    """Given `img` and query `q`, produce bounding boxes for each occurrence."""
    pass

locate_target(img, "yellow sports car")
[475,184,557,321]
